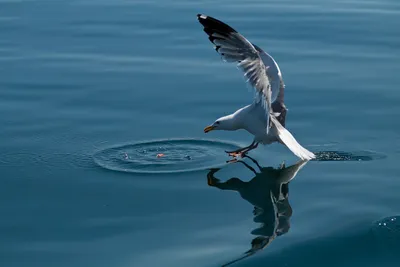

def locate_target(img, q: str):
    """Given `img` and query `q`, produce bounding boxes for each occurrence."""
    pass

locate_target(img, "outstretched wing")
[197,14,283,132]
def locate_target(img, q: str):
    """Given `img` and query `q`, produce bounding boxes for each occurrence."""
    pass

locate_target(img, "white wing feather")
[197,14,282,133]
[270,116,315,160]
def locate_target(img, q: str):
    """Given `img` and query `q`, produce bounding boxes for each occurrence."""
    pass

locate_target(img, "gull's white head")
[204,114,238,133]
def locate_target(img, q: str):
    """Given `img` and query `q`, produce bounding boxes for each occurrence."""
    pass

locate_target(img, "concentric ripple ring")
[93,138,242,174]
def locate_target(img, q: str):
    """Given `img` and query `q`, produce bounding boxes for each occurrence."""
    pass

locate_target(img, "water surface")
[1,0,400,266]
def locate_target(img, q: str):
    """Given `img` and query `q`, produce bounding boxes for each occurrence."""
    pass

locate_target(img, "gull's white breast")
[240,104,279,145]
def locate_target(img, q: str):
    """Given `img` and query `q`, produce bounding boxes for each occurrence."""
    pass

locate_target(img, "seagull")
[197,14,315,161]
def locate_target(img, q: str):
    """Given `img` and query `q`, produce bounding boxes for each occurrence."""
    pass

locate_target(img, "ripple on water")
[93,138,241,174]
[371,216,400,256]
[312,150,386,161]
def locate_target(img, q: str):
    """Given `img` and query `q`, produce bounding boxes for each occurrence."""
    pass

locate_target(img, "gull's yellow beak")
[204,125,215,133]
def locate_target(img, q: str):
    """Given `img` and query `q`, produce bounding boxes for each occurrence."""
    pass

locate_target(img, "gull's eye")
[215,121,220,124]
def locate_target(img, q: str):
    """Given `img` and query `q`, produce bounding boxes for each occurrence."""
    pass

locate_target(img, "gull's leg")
[226,141,258,158]
[236,160,258,175]
[242,155,262,172]
[225,141,256,154]
[229,142,258,158]
[243,142,259,154]
[225,156,257,173]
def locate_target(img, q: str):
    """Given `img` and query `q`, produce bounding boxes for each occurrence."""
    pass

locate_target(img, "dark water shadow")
[241,217,400,267]
[206,156,309,266]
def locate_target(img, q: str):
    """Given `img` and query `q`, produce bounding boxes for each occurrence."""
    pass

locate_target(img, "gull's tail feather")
[270,115,315,160]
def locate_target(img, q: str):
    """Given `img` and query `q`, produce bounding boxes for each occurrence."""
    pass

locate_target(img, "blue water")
[1,0,400,266]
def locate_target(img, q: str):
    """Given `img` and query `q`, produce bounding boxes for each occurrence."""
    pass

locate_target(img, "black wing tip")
[197,14,207,25]
[196,13,237,34]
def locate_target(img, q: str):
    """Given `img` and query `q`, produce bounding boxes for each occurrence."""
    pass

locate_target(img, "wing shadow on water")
[206,156,309,266]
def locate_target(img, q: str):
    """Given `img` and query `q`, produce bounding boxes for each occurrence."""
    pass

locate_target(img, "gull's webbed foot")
[225,142,257,158]
[225,147,246,155]
[226,151,247,158]
[226,158,238,163]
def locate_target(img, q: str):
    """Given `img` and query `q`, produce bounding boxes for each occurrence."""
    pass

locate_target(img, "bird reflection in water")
[206,156,309,266]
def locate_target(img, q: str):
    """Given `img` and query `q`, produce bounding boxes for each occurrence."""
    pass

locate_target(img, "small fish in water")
[184,155,192,160]
[156,153,165,158]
